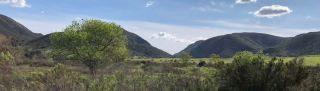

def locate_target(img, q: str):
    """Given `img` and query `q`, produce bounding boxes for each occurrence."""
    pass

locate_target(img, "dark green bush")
[216,51,309,91]
[289,66,320,91]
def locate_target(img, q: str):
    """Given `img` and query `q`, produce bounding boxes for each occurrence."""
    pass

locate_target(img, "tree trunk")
[89,66,97,76]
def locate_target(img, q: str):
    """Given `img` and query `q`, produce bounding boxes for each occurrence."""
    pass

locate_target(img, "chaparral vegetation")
[0,19,319,91]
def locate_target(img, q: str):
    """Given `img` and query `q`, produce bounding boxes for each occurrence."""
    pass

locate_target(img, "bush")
[179,52,192,62]
[0,51,14,63]
[198,61,206,67]
[290,66,320,91]
[216,51,309,91]
[210,54,221,63]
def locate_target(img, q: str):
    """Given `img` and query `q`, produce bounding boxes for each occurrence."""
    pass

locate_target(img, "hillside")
[25,31,172,58]
[0,14,171,58]
[125,31,172,58]
[0,14,41,41]
[174,40,204,56]
[265,31,320,56]
[177,33,288,58]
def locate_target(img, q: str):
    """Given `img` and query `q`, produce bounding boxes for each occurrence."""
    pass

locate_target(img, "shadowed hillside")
[125,31,172,58]
[178,32,320,58]
[0,14,41,42]
[177,33,288,58]
[265,31,320,56]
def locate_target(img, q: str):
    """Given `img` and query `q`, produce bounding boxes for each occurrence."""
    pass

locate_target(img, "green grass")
[131,55,320,66]
[282,55,320,66]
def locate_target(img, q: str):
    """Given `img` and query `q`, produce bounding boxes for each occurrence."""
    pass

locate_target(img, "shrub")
[0,51,14,63]
[216,51,309,91]
[210,54,221,63]
[290,66,320,91]
[198,61,206,67]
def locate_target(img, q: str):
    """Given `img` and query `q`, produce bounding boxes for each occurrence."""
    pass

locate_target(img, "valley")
[0,10,319,91]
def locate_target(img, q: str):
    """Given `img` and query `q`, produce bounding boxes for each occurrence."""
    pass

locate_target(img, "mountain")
[0,14,170,58]
[174,40,204,56]
[25,31,172,58]
[125,31,172,58]
[177,33,288,58]
[265,31,320,56]
[0,14,41,41]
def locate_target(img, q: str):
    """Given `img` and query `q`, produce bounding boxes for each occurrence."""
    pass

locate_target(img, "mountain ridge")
[25,30,172,58]
[176,32,320,58]
[0,14,42,41]
[0,14,171,58]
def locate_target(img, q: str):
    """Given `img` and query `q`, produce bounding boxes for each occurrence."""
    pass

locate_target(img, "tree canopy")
[50,20,128,75]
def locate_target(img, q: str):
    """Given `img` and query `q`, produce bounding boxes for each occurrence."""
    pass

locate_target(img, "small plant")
[0,51,14,64]
[210,53,220,63]
[198,61,206,67]
[179,52,192,62]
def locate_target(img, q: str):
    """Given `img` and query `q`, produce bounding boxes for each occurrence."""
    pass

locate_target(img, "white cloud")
[41,11,46,14]
[151,32,194,43]
[0,0,30,8]
[305,16,312,20]
[254,5,292,18]
[195,1,233,12]
[145,1,154,8]
[194,37,208,40]
[197,7,222,12]
[236,0,257,4]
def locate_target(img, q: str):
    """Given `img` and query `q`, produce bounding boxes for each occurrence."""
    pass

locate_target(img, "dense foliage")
[216,51,310,91]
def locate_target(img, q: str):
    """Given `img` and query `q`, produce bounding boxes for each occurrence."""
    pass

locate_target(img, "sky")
[0,0,319,54]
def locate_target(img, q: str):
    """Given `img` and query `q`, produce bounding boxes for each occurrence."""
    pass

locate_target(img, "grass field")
[131,55,320,66]
[282,55,320,66]
[2,54,320,91]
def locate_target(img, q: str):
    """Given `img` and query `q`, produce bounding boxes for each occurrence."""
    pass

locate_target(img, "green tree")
[179,52,191,62]
[50,20,128,75]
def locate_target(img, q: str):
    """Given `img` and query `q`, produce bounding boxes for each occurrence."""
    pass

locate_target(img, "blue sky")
[0,0,319,54]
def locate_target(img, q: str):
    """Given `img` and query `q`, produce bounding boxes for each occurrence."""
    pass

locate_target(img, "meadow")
[1,52,320,91]
[133,55,320,66]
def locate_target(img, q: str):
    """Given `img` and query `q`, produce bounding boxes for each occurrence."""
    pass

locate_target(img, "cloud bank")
[151,32,194,43]
[254,5,292,18]
[236,0,257,4]
[0,0,30,8]
[145,1,154,8]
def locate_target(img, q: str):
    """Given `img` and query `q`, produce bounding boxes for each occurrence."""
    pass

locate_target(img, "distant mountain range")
[2,14,320,58]
[176,32,320,58]
[0,14,171,58]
